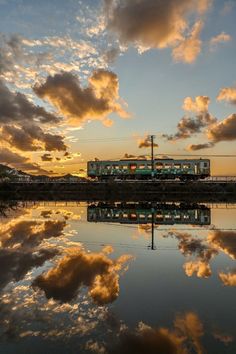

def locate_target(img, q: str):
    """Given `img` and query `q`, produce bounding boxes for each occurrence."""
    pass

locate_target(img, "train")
[87,158,210,181]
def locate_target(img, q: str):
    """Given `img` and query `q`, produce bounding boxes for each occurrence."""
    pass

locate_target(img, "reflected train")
[87,203,211,225]
[87,158,210,181]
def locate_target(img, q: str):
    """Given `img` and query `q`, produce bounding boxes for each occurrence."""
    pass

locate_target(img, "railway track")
[6,176,236,184]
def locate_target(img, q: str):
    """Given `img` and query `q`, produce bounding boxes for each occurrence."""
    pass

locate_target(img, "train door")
[129,163,137,176]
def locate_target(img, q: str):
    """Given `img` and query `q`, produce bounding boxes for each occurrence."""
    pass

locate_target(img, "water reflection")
[87,202,211,225]
[0,200,235,353]
[33,246,133,304]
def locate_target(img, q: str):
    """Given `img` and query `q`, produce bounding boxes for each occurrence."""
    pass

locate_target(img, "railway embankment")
[1,180,236,202]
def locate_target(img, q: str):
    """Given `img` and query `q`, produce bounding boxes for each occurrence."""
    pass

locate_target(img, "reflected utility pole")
[148,209,156,250]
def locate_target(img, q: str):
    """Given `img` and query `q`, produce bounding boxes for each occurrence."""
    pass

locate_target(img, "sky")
[0,0,236,176]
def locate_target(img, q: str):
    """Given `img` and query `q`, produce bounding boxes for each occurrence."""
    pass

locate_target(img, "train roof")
[88,158,210,163]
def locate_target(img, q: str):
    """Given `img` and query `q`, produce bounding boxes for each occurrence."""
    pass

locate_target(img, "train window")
[113,165,119,170]
[183,164,191,169]
[139,164,146,169]
[105,165,111,170]
[90,163,94,169]
[204,162,208,167]
[147,164,152,169]
[130,164,137,170]
[156,163,163,169]
[165,164,172,169]
[122,165,128,170]
[174,164,181,169]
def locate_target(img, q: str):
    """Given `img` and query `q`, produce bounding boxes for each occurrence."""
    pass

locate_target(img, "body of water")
[0,201,235,353]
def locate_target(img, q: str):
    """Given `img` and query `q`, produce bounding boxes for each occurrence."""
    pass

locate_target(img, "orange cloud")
[172,20,203,63]
[217,87,236,105]
[182,95,210,113]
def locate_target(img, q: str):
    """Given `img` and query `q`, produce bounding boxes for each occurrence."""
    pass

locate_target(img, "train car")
[87,158,210,181]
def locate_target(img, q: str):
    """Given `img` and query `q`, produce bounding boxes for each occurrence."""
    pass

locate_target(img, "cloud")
[0,147,51,174]
[165,94,236,148]
[41,153,53,162]
[219,269,236,287]
[0,147,28,164]
[0,78,66,160]
[164,114,215,141]
[187,142,214,151]
[13,162,51,175]
[217,86,236,105]
[103,46,121,64]
[138,135,159,148]
[163,95,216,141]
[0,33,104,89]
[210,32,231,50]
[106,0,211,53]
[123,153,136,159]
[183,96,210,112]
[207,114,236,143]
[34,70,129,127]
[33,247,133,304]
[0,79,59,125]
[1,124,67,152]
[172,20,203,63]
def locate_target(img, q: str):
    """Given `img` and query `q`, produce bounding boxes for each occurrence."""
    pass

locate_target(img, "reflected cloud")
[33,246,133,304]
[0,219,66,250]
[213,331,234,345]
[0,248,58,291]
[184,260,212,278]
[108,312,204,354]
[166,231,218,278]
[219,269,236,287]
[208,230,236,260]
[167,229,236,280]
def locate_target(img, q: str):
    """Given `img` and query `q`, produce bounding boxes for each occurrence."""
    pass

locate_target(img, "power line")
[155,154,236,157]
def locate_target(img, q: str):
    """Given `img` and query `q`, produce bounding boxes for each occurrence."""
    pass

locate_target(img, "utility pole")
[150,135,155,177]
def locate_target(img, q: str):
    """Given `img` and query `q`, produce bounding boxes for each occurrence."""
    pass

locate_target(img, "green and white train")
[87,158,210,181]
